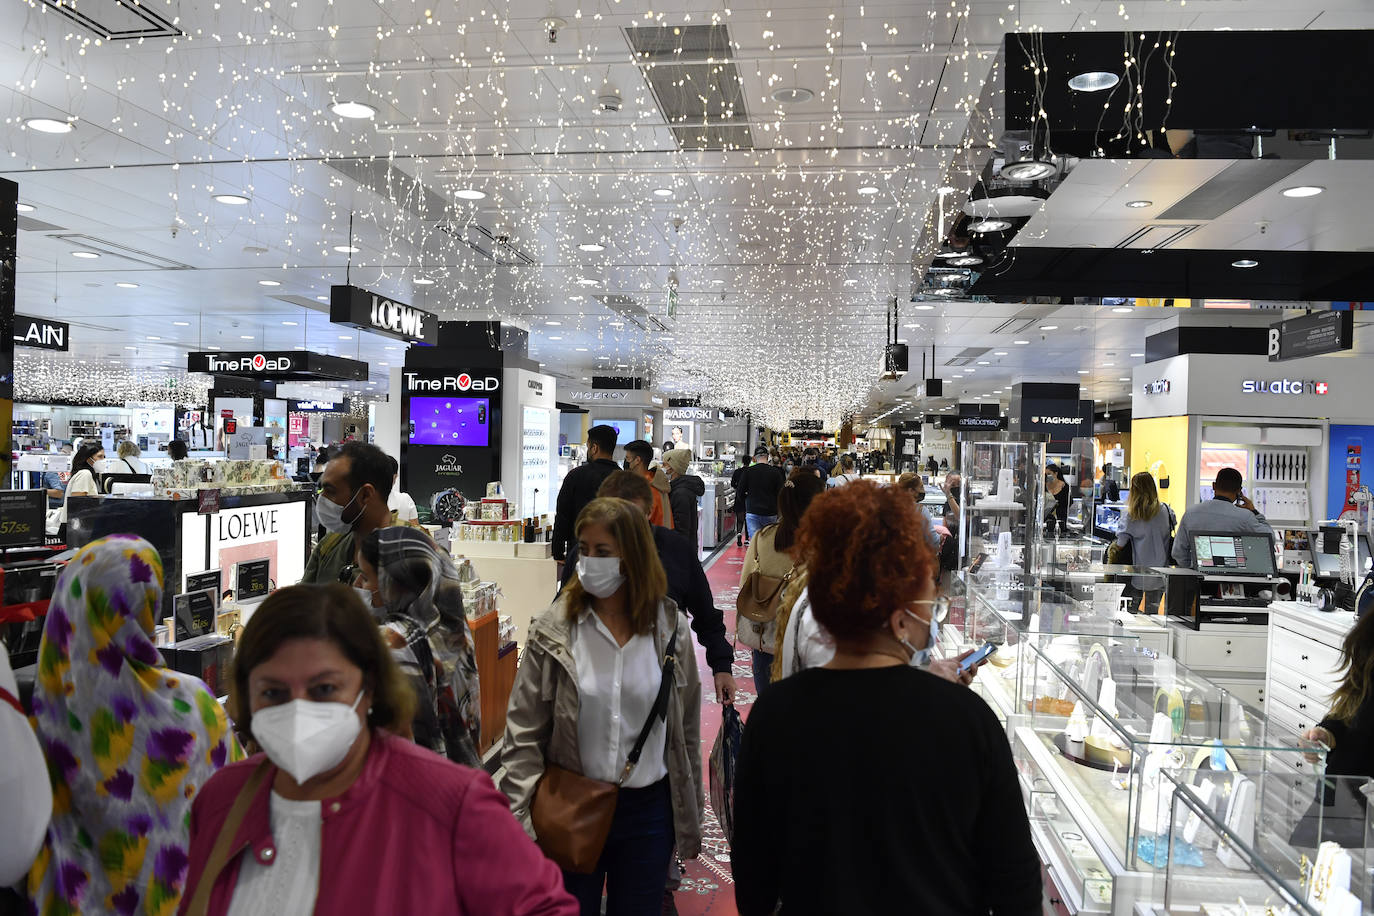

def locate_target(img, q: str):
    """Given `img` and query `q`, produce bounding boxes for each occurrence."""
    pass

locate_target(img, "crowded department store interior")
[5,1,1374,915]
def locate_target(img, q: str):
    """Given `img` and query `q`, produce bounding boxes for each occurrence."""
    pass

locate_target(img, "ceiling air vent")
[435,221,534,267]
[624,25,753,151]
[50,234,193,270]
[595,294,671,333]
[38,0,182,40]
[18,215,66,233]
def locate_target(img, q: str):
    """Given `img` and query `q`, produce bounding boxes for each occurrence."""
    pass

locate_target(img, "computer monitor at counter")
[1192,533,1277,577]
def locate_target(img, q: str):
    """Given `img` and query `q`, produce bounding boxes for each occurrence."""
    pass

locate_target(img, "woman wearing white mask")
[179,584,577,916]
[731,482,1042,916]
[501,497,702,916]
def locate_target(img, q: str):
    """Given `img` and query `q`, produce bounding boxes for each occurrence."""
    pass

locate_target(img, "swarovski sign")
[665,407,720,422]
[405,371,500,392]
[1241,378,1330,396]
[330,284,438,346]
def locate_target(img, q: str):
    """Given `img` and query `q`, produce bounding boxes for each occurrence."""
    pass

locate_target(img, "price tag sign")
[173,589,217,640]
[198,488,221,516]
[235,558,272,601]
[0,490,46,548]
[185,569,222,608]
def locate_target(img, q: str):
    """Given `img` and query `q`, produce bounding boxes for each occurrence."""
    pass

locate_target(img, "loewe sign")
[330,284,438,346]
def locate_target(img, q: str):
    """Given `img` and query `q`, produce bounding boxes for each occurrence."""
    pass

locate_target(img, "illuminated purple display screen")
[408,397,490,446]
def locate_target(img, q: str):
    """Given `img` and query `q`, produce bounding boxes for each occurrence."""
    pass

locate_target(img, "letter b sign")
[1268,327,1281,360]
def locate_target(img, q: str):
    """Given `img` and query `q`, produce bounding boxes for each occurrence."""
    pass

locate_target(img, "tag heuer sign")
[13,315,69,351]
[330,284,438,346]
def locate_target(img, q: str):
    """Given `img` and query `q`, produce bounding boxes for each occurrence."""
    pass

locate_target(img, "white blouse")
[225,792,322,916]
[570,606,668,789]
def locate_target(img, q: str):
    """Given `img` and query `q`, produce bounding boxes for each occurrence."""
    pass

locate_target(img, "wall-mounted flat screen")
[408,397,491,446]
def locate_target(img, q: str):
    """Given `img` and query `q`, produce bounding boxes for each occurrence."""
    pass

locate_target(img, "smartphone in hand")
[958,642,998,673]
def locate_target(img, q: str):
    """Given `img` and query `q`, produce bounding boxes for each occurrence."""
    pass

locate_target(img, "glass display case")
[1143,769,1374,915]
[1009,634,1325,914]
[956,433,1049,629]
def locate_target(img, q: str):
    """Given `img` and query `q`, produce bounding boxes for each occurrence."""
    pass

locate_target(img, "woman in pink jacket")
[178,584,576,916]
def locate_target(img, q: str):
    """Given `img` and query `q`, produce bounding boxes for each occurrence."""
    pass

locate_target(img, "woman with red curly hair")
[731,481,1042,916]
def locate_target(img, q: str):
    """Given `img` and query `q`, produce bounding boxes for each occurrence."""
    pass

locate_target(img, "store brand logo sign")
[957,416,1003,428]
[1142,379,1171,395]
[569,390,627,401]
[527,379,545,396]
[369,295,431,341]
[405,372,499,392]
[208,353,292,373]
[1031,415,1079,425]
[217,508,280,542]
[14,315,68,351]
[1241,378,1329,396]
[435,454,464,475]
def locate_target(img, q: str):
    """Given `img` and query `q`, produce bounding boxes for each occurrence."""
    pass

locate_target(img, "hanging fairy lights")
[16,355,211,407]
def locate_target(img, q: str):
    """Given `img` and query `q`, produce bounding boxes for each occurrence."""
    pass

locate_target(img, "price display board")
[235,558,272,601]
[0,490,46,548]
[185,569,222,608]
[173,589,217,640]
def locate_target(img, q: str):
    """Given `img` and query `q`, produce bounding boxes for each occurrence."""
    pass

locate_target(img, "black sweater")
[732,666,1042,916]
[550,458,621,561]
[1320,701,1374,778]
[737,463,785,516]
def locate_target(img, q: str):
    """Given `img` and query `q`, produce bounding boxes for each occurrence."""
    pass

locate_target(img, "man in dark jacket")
[736,445,786,539]
[730,453,752,547]
[551,423,621,565]
[559,470,737,703]
[662,448,704,547]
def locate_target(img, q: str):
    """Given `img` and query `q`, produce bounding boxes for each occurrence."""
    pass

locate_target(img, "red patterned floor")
[674,541,752,916]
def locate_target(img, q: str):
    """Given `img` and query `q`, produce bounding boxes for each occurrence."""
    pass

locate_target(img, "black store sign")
[1018,398,1092,440]
[14,315,69,351]
[947,415,1009,431]
[401,365,504,508]
[790,419,824,433]
[331,284,438,346]
[1268,310,1353,362]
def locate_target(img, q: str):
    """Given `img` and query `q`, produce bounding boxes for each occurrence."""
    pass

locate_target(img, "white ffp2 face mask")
[251,692,365,785]
[576,556,626,598]
[315,489,361,534]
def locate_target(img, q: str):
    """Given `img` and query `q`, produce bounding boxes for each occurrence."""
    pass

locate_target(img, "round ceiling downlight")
[1125,199,1153,209]
[999,159,1057,182]
[71,251,100,259]
[213,193,250,205]
[1068,71,1120,92]
[25,117,75,134]
[771,87,814,104]
[414,277,435,285]
[330,100,376,119]
[856,185,880,196]
[948,255,983,267]
[1232,259,1260,268]
[578,243,606,252]
[454,188,487,201]
[1281,185,1325,198]
[969,218,1013,233]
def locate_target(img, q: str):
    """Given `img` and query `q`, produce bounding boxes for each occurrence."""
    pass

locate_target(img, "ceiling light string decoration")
[17,354,211,407]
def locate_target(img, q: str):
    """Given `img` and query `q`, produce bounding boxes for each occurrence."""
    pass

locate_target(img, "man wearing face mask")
[623,439,674,531]
[731,481,1042,916]
[301,441,396,586]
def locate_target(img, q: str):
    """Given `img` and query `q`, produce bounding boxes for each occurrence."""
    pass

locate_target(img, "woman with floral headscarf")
[356,527,481,766]
[27,534,241,916]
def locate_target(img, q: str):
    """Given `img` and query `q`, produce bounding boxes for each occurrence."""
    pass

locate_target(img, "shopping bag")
[709,704,744,847]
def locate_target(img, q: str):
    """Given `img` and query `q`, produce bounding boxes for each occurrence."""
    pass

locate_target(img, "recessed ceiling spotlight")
[1102,362,1114,367]
[333,245,360,253]
[414,277,435,285]
[1077,369,1090,374]
[455,188,487,201]
[1068,71,1120,92]
[208,345,221,350]
[857,185,880,196]
[1013,339,1031,345]
[575,347,589,352]
[16,203,34,212]
[1118,377,1130,382]
[173,321,191,327]
[124,345,138,350]
[968,218,1013,233]
[240,334,254,340]
[146,336,162,341]
[282,320,298,326]
[316,295,329,302]
[937,186,957,195]
[243,245,269,255]
[652,188,674,198]
[948,255,983,267]
[576,277,600,287]
[999,159,1057,182]
[1111,306,1133,313]
[25,117,75,134]
[771,87,815,104]
[545,320,562,326]
[213,193,250,205]
[330,100,376,119]
[578,243,606,252]
[1038,324,1058,330]
[258,279,281,286]
[977,360,990,365]
[1130,352,1144,357]
[1125,199,1153,209]
[993,351,1008,356]
[115,282,139,289]
[338,335,353,340]
[1281,185,1325,198]
[548,336,563,341]
[1232,258,1260,268]
[71,251,100,259]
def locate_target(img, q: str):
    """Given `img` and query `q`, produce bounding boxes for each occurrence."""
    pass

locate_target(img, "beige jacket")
[498,593,704,857]
[735,524,796,652]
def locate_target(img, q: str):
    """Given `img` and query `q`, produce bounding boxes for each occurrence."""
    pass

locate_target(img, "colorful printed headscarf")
[371,527,481,766]
[27,534,241,916]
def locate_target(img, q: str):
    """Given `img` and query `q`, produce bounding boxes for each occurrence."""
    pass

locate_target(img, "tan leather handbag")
[532,620,679,874]
[737,564,796,624]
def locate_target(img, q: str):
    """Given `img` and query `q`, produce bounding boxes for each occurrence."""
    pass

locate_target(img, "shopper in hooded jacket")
[501,497,701,916]
[662,448,704,547]
[179,584,575,916]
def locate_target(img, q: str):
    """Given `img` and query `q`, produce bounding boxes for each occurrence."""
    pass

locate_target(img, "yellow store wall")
[1130,416,1191,519]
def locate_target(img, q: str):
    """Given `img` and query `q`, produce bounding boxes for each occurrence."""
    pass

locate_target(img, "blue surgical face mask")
[900,608,939,667]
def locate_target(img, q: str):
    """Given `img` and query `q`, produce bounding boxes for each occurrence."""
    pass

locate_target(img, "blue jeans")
[751,650,774,696]
[563,778,675,916]
[745,513,777,538]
